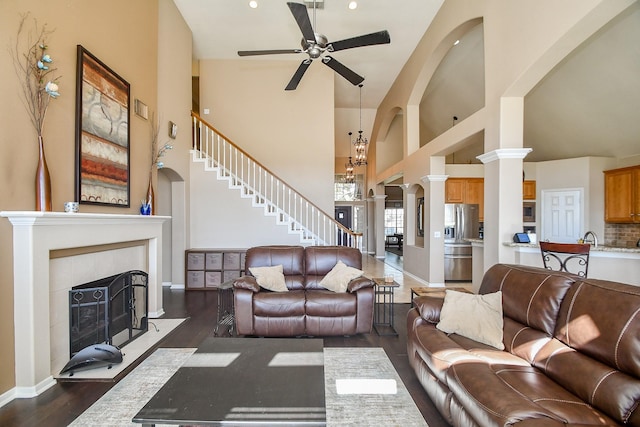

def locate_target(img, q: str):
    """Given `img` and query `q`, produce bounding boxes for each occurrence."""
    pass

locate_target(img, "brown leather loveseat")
[407,263,640,426]
[233,245,374,336]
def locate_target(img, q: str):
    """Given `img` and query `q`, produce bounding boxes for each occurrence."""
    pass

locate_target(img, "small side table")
[214,280,235,336]
[372,278,400,336]
[410,286,471,307]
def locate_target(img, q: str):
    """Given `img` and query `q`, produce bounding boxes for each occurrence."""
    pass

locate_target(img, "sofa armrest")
[414,296,444,324]
[347,276,374,293]
[233,275,260,292]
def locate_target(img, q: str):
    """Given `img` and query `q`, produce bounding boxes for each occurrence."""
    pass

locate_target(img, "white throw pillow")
[436,290,504,350]
[249,265,288,292]
[319,261,364,293]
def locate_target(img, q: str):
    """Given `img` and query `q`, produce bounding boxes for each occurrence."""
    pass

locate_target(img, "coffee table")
[132,337,326,426]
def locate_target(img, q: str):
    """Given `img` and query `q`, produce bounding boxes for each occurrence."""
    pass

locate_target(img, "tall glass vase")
[36,135,52,211]
[146,172,155,215]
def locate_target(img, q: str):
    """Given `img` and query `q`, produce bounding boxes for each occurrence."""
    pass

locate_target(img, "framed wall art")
[75,45,130,207]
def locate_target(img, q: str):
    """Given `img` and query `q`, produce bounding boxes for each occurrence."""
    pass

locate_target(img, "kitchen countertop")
[465,238,640,253]
[503,242,640,253]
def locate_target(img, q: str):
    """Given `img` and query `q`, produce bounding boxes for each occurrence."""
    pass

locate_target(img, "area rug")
[70,346,428,426]
[56,318,187,381]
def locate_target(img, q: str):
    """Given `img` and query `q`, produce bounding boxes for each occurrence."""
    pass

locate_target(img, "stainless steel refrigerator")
[444,204,480,281]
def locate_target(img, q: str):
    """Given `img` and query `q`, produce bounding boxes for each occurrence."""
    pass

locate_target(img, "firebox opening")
[69,270,149,357]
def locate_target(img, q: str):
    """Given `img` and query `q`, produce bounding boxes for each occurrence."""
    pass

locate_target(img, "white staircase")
[191,113,361,249]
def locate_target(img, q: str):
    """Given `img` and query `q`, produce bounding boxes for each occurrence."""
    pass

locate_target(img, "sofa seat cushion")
[412,324,486,384]
[448,363,618,426]
[305,290,356,317]
[253,290,306,317]
[414,323,531,383]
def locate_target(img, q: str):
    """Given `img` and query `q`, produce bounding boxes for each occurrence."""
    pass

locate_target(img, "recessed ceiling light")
[348,1,358,10]
[249,1,258,8]
[453,39,460,46]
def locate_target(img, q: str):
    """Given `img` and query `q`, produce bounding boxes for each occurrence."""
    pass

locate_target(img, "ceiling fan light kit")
[237,2,390,91]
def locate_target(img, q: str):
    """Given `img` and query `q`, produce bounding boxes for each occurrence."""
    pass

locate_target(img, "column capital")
[421,174,448,183]
[476,148,532,164]
[373,195,387,200]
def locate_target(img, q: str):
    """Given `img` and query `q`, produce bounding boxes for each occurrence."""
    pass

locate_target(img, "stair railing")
[191,112,361,249]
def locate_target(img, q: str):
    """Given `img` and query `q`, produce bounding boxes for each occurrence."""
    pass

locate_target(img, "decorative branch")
[9,12,61,138]
[149,112,173,172]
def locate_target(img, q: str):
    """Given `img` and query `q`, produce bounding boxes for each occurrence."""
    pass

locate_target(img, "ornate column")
[421,174,448,285]
[477,148,532,270]
[373,194,387,258]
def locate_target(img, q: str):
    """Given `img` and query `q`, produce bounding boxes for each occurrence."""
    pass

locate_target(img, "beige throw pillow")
[249,265,288,292]
[319,261,364,293]
[436,290,504,350]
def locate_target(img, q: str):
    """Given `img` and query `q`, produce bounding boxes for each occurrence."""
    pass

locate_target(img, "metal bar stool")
[540,242,591,277]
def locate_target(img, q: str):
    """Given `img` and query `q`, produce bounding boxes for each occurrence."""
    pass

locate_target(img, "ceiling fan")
[237,2,391,90]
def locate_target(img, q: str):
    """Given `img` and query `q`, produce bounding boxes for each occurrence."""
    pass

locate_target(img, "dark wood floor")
[0,288,449,426]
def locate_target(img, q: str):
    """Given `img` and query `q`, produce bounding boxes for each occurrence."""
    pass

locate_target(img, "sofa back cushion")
[479,264,577,362]
[244,246,306,291]
[304,246,362,290]
[534,278,640,424]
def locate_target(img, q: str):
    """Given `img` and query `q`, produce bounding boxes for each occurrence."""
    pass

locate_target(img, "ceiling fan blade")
[285,59,312,91]
[287,2,315,42]
[322,56,364,86]
[238,49,301,57]
[329,30,391,52]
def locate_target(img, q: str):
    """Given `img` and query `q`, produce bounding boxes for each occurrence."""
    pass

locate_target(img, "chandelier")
[353,84,368,166]
[344,132,355,183]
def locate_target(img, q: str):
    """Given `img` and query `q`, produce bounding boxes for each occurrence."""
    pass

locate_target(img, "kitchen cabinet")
[604,165,640,223]
[523,180,536,200]
[445,178,466,203]
[446,178,484,221]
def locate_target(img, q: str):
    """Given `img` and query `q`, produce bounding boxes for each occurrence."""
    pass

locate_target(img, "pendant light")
[344,132,355,183]
[353,84,368,166]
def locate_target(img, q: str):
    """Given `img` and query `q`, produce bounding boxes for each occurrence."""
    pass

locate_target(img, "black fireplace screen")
[69,270,148,356]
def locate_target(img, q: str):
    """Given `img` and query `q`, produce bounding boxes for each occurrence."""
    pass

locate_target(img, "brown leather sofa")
[407,263,640,426]
[233,245,374,336]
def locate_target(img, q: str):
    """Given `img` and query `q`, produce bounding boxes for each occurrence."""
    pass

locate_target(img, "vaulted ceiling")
[421,3,640,163]
[176,1,640,164]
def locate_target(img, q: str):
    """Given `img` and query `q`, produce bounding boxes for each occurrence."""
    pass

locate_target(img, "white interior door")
[541,188,583,243]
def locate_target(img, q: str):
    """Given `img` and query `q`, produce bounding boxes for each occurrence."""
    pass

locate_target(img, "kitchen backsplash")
[604,223,640,247]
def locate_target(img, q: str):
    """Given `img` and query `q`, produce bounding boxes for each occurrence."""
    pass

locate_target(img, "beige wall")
[157,0,193,286]
[367,0,636,281]
[0,0,165,395]
[198,59,335,214]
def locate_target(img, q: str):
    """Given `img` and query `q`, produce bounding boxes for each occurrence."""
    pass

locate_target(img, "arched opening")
[157,167,187,288]
[419,21,485,153]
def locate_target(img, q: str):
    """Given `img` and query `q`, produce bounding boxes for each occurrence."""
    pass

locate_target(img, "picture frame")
[417,197,425,237]
[75,45,130,207]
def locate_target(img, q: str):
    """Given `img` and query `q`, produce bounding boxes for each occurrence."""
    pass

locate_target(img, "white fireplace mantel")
[1,211,169,398]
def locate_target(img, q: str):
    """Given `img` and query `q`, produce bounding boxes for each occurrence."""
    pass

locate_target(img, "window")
[334,174,363,201]
[385,208,404,236]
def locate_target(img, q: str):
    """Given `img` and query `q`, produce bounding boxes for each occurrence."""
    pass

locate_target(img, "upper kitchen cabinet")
[523,180,536,200]
[446,178,484,221]
[445,178,466,203]
[604,165,640,223]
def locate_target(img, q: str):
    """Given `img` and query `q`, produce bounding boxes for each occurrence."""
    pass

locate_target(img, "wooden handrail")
[191,112,359,240]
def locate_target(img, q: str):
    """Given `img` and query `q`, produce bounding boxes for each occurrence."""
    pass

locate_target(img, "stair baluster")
[191,112,361,249]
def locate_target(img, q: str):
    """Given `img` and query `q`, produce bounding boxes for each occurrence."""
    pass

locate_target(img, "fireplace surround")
[1,211,169,399]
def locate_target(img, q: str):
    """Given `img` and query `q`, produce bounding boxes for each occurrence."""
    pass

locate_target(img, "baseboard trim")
[0,375,57,407]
